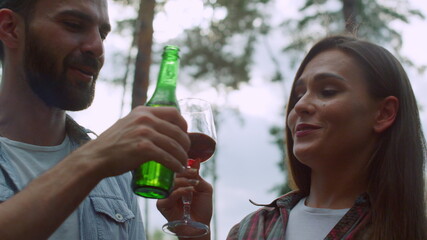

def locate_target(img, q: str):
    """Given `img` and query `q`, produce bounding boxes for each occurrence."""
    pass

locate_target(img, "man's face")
[23,0,111,111]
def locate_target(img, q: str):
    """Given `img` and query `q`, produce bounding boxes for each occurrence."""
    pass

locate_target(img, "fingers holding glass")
[162,98,216,238]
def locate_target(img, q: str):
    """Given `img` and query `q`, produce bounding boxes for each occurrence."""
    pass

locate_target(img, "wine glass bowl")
[188,132,216,162]
[162,98,216,238]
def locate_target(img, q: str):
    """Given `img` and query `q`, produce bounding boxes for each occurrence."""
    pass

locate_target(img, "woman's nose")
[293,93,316,116]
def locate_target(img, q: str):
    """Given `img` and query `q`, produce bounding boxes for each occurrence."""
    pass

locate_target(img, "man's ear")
[373,96,399,133]
[0,9,21,49]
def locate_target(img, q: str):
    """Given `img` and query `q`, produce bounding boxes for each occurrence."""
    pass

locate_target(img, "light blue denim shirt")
[0,116,146,240]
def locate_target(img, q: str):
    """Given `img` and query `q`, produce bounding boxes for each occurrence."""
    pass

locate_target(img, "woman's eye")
[321,89,338,97]
[295,92,305,101]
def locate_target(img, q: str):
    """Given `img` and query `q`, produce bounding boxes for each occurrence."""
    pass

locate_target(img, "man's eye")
[64,21,83,30]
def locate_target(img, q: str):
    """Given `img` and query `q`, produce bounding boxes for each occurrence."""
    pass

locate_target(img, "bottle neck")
[146,84,177,107]
[157,58,178,85]
[146,54,179,107]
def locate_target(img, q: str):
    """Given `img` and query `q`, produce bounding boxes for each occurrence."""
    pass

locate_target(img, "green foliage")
[109,0,274,95]
[177,0,272,90]
[115,18,137,36]
[280,0,425,70]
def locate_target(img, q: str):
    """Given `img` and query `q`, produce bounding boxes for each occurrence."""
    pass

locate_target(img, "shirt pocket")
[90,196,136,240]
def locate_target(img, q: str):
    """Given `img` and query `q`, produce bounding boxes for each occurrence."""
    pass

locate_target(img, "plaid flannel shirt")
[227,191,371,240]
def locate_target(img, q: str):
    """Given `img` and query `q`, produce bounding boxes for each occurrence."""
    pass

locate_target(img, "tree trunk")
[342,0,359,34]
[132,0,156,109]
[131,0,156,237]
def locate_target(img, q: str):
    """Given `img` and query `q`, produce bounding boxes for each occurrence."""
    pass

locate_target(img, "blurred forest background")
[75,0,426,239]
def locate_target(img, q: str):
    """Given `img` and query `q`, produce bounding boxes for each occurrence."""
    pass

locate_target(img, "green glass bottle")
[132,45,180,199]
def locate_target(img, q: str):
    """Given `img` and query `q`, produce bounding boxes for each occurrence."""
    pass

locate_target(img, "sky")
[70,0,427,239]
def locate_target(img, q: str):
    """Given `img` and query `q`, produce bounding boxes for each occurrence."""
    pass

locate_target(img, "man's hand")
[74,106,191,178]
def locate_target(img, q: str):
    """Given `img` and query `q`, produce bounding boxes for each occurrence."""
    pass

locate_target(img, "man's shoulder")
[65,115,96,145]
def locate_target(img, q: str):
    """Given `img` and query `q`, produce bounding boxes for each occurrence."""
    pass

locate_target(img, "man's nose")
[80,29,104,60]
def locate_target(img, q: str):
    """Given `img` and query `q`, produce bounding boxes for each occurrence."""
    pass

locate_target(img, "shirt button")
[115,213,124,221]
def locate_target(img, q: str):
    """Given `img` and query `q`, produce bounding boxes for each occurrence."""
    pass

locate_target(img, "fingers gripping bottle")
[132,45,180,199]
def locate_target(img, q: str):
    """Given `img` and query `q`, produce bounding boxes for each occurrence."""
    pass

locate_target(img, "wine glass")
[162,98,216,238]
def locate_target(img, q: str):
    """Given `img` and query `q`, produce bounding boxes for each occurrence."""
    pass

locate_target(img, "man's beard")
[23,28,101,111]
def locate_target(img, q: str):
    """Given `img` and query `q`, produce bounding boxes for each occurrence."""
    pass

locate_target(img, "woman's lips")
[295,123,321,137]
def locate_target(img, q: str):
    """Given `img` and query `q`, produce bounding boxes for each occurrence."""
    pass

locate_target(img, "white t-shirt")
[285,197,350,240]
[0,136,79,240]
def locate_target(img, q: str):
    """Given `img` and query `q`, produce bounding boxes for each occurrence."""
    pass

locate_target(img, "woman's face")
[287,49,381,170]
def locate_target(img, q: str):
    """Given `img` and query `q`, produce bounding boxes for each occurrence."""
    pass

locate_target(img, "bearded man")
[0,0,190,239]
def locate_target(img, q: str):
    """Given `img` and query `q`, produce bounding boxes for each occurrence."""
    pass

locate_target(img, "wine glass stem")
[182,191,193,222]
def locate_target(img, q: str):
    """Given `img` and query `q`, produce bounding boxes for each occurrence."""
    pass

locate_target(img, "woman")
[158,35,427,240]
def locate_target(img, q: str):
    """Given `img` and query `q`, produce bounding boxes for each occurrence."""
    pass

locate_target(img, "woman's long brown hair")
[285,35,427,239]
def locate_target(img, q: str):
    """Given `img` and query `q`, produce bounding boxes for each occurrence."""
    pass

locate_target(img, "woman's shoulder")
[226,191,305,240]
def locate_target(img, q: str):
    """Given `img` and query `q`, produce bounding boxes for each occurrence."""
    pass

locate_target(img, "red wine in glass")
[188,132,216,166]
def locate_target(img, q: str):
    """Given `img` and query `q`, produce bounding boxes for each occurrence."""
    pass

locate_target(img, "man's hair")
[0,0,37,61]
[286,35,427,239]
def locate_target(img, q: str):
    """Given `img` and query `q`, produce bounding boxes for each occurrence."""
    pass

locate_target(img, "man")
[0,0,190,239]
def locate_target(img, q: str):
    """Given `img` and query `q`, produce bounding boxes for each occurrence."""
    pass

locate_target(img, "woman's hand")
[157,159,213,233]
